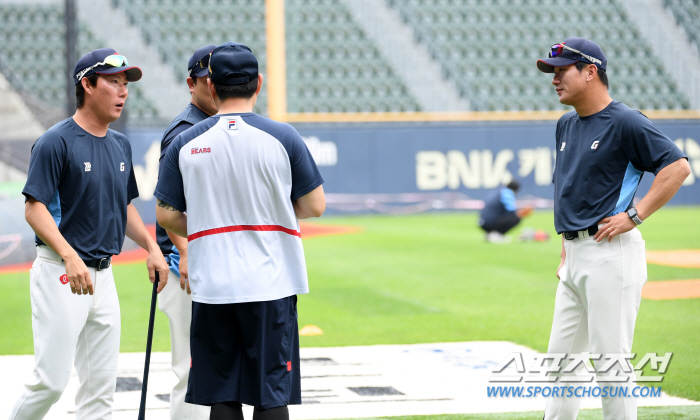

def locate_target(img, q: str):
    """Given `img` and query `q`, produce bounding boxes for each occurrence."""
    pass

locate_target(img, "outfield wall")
[127,120,700,222]
[0,120,698,267]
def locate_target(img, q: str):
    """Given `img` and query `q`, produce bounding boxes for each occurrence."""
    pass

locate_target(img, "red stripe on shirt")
[188,224,301,242]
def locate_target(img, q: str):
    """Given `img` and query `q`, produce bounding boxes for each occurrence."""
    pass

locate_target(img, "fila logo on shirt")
[591,141,600,150]
[84,162,91,172]
[560,142,566,151]
[120,162,125,172]
[228,119,237,130]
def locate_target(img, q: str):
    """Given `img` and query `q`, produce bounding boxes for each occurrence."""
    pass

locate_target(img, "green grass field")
[332,406,700,419]
[1,207,699,418]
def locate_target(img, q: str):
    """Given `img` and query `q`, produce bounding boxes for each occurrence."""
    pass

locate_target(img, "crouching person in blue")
[478,181,533,242]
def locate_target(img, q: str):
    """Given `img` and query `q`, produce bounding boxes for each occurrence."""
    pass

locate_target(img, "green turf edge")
[322,405,700,420]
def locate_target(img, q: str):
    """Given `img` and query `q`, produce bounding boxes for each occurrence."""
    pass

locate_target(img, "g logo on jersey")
[591,141,600,150]
[60,274,69,285]
[120,162,125,172]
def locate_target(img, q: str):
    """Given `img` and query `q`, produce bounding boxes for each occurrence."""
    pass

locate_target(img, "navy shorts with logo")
[185,295,301,409]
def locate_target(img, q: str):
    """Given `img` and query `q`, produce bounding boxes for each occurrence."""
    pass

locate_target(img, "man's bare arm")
[25,196,92,295]
[293,185,326,219]
[635,158,692,220]
[165,230,190,293]
[595,158,691,242]
[125,203,169,293]
[156,199,188,238]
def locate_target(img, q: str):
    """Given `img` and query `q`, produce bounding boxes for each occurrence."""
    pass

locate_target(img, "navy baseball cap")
[208,42,258,86]
[537,37,607,73]
[188,44,218,78]
[73,48,142,85]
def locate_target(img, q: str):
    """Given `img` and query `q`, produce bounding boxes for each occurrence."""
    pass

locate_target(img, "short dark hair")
[575,61,608,89]
[75,74,99,109]
[214,77,258,100]
[506,180,520,193]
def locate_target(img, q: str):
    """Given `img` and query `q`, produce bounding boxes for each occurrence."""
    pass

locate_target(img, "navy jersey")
[480,187,517,225]
[553,101,686,233]
[156,103,210,275]
[22,118,139,260]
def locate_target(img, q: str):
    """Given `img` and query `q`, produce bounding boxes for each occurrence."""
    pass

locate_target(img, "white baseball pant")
[10,246,120,420]
[157,269,210,419]
[545,227,646,420]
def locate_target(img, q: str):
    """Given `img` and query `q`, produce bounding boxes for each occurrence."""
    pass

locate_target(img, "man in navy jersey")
[11,48,169,419]
[537,37,690,420]
[155,42,325,420]
[156,44,217,420]
[478,180,532,242]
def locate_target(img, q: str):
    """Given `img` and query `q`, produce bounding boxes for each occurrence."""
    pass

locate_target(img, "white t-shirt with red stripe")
[155,113,324,304]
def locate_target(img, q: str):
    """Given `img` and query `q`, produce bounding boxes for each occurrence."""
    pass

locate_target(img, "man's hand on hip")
[595,213,636,243]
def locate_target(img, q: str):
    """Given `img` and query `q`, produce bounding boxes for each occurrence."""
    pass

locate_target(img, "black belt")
[83,257,112,271]
[562,225,599,240]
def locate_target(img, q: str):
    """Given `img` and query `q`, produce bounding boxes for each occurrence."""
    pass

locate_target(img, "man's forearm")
[166,229,188,255]
[25,198,80,261]
[125,203,158,251]
[636,159,691,220]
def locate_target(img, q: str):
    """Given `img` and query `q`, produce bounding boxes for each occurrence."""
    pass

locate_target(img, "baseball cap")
[537,37,607,73]
[208,42,258,86]
[188,44,218,78]
[73,48,142,85]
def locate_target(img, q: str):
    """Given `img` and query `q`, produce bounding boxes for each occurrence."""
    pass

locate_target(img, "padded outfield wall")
[126,119,700,223]
[0,119,698,267]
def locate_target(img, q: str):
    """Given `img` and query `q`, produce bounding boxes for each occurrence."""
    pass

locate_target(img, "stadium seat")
[285,0,420,112]
[1,0,692,118]
[388,0,691,110]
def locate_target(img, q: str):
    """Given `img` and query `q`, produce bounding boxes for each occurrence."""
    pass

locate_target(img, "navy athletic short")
[185,295,301,409]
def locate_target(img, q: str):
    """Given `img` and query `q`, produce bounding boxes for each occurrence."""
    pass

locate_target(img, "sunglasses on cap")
[189,53,211,77]
[76,54,129,82]
[550,43,603,67]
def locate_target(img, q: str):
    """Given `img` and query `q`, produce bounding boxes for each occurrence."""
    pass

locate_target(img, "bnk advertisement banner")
[126,120,700,222]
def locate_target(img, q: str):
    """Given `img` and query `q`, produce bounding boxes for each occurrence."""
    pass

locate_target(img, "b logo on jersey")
[591,141,600,150]
[60,274,69,285]
[228,119,237,130]
[560,142,566,151]
[84,162,91,172]
[191,147,211,154]
[120,162,125,172]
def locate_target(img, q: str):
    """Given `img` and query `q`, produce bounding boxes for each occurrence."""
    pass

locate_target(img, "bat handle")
[138,271,159,420]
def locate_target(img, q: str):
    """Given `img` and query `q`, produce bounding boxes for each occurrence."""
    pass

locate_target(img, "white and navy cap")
[73,48,142,84]
[537,37,607,73]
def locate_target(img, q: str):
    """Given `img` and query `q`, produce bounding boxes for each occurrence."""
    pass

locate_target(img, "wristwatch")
[627,207,643,225]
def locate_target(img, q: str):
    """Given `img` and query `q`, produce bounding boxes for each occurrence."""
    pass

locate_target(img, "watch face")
[628,208,642,224]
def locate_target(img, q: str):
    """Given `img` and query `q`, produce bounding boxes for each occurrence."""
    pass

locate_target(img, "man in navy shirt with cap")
[156,44,217,420]
[11,48,169,419]
[156,42,325,420]
[537,38,690,419]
